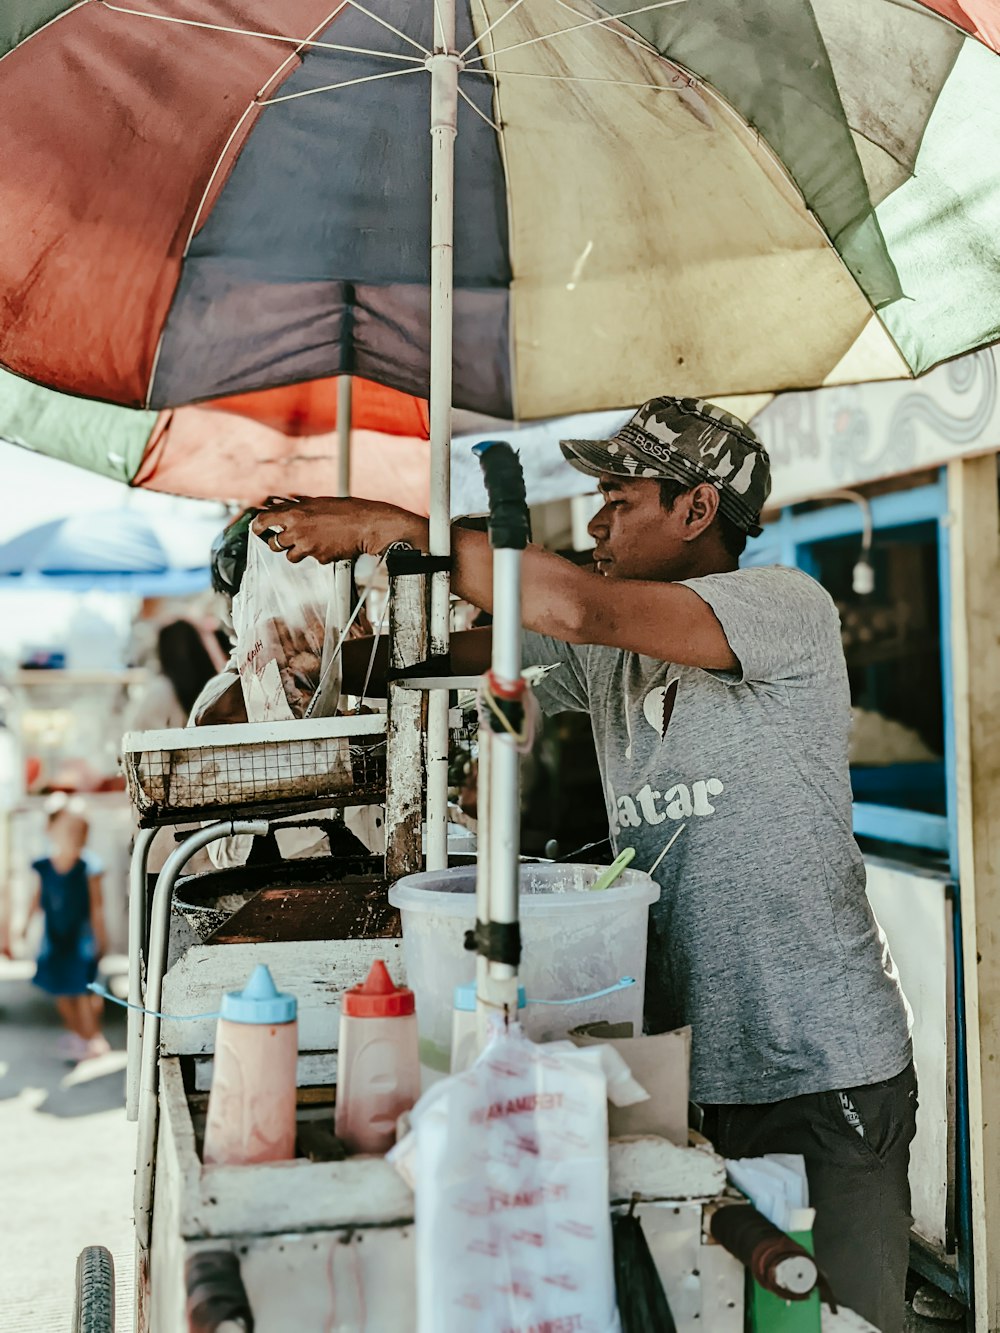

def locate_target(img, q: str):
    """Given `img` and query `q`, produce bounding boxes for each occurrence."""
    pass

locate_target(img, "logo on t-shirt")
[614,678,725,832]
[643,679,679,739]
[612,778,724,831]
[626,678,679,760]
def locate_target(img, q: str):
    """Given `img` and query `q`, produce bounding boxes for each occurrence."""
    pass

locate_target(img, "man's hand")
[251,498,427,564]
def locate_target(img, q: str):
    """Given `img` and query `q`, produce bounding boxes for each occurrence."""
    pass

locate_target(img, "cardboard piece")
[569,1023,691,1147]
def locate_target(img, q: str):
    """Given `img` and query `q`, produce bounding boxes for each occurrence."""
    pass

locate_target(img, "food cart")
[64,444,885,1333]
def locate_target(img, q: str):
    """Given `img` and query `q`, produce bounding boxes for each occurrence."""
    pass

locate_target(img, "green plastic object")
[591,847,636,892]
[749,1230,821,1333]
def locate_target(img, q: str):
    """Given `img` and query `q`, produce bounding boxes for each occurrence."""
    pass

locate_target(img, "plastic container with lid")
[335,959,421,1155]
[203,964,298,1166]
[389,864,660,1076]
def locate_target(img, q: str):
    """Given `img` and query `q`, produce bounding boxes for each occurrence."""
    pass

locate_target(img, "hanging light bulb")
[852,557,875,596]
[825,490,874,596]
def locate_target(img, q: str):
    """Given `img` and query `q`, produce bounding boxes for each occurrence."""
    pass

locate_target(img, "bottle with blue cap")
[203,964,299,1166]
[450,980,527,1073]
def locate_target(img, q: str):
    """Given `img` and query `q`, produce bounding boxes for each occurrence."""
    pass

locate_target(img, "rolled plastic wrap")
[709,1204,821,1301]
[185,1250,254,1333]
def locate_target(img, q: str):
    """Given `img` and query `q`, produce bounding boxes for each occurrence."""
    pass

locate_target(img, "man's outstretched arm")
[337,626,492,697]
[252,498,737,670]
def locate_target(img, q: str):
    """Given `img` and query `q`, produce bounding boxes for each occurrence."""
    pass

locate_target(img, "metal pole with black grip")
[472,441,530,1034]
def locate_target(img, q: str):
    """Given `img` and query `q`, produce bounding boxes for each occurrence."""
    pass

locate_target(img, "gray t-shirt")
[524,565,912,1104]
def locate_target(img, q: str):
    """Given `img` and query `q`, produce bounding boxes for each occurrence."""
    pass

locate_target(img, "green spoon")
[591,847,636,891]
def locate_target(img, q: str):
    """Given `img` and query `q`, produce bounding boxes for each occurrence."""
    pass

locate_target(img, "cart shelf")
[123,715,389,826]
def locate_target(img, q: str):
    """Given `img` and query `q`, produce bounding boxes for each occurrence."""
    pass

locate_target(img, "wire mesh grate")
[125,731,387,823]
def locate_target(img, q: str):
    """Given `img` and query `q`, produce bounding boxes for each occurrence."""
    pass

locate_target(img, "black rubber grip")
[474,440,530,551]
[385,550,452,577]
[464,918,523,968]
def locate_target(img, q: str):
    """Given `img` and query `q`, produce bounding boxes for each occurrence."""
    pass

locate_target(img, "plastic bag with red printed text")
[233,532,344,721]
[390,1022,648,1333]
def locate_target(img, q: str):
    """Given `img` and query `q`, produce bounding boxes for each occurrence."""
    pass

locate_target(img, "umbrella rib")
[97,2,424,63]
[463,0,689,66]
[457,84,502,132]
[551,0,661,59]
[344,0,430,56]
[260,64,424,105]
[463,66,688,93]
[457,0,529,61]
[185,99,258,241]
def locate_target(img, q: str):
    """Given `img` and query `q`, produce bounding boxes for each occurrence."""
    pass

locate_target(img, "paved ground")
[0,958,136,1332]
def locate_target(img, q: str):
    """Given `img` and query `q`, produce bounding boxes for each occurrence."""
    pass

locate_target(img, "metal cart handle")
[131,820,267,1253]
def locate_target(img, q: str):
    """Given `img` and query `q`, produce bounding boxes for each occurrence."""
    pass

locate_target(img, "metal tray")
[123,715,388,825]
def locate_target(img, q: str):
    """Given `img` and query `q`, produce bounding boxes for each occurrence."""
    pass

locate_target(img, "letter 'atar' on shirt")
[523,565,912,1104]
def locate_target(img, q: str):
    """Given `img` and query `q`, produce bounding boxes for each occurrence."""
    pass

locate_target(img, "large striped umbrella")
[2,0,1000,419]
[5,0,1000,877]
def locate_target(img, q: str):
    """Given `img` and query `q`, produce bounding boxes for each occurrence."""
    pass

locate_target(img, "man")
[254,396,915,1332]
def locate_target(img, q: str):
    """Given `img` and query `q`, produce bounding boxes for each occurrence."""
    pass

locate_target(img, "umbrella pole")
[426,5,460,872]
[335,374,354,664]
[336,374,352,498]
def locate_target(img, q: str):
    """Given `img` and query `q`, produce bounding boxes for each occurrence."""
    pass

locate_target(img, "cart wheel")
[72,1245,115,1333]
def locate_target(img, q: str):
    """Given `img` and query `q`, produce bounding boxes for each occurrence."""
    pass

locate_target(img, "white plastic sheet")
[391,1023,646,1333]
[233,533,342,721]
[725,1154,815,1233]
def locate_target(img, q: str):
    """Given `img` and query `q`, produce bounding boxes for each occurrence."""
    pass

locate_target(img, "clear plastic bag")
[390,1022,632,1333]
[232,533,344,721]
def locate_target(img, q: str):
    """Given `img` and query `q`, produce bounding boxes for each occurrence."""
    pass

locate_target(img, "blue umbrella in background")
[0,507,218,595]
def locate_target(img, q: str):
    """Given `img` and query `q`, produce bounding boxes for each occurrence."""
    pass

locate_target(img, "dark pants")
[701,1062,917,1333]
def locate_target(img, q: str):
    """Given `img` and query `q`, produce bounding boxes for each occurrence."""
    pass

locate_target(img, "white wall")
[866,857,952,1252]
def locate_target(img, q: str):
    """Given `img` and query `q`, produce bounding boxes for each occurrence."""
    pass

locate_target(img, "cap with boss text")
[561,396,771,537]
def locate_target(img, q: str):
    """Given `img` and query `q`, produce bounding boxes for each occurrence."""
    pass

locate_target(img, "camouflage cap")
[561,396,771,537]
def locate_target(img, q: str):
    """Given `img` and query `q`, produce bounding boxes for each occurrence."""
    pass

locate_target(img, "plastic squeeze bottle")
[203,964,298,1166]
[335,959,420,1155]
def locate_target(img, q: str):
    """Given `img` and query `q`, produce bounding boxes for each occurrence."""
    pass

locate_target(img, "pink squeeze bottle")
[203,964,298,1166]
[335,959,420,1155]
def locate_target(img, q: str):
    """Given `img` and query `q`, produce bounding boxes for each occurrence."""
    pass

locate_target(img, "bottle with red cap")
[334,958,420,1155]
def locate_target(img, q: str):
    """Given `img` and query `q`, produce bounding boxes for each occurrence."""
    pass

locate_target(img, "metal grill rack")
[123,714,389,826]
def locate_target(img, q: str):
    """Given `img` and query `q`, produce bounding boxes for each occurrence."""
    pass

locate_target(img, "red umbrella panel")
[139,401,431,509]
[202,376,430,438]
[923,0,1000,47]
[0,361,431,509]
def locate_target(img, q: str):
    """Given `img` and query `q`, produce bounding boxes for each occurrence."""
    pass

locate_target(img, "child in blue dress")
[26,798,110,1061]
